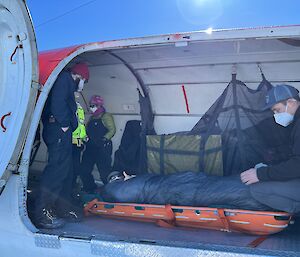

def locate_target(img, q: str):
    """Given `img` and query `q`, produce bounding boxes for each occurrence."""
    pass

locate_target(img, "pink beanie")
[90,95,104,106]
[90,95,105,116]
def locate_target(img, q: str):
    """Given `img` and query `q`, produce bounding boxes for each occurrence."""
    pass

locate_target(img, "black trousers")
[35,124,73,214]
[250,179,300,214]
[72,144,82,186]
[80,141,112,192]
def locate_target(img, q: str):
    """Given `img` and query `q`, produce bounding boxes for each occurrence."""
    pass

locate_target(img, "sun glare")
[205,27,213,34]
[193,0,209,7]
[176,0,223,26]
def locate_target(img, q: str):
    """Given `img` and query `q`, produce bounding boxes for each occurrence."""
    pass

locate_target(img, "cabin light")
[175,41,188,47]
[205,27,213,34]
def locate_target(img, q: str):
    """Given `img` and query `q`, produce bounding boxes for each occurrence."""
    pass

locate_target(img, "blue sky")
[26,0,300,51]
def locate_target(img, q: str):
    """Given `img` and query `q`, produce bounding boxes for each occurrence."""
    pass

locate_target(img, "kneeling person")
[241,84,300,214]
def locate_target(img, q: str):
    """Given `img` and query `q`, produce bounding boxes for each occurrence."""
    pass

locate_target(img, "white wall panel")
[83,64,141,114]
[149,83,227,115]
[154,116,201,134]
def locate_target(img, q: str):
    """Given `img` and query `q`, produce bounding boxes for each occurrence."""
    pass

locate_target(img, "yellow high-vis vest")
[72,102,87,146]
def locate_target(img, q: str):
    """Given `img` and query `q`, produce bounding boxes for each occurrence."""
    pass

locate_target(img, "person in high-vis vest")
[80,95,116,193]
[72,94,87,189]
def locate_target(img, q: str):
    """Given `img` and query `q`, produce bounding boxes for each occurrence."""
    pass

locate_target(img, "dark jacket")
[42,71,77,130]
[86,112,116,148]
[257,106,300,181]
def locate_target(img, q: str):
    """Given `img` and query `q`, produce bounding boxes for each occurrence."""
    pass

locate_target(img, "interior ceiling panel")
[279,38,300,47]
[79,38,300,68]
[80,51,121,66]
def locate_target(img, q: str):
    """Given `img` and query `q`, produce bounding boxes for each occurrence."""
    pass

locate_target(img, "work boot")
[34,208,65,229]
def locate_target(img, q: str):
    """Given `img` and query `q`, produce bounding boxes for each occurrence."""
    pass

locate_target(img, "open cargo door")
[0,0,38,191]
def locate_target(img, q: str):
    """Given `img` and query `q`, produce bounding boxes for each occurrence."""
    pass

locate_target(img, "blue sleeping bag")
[101,171,271,211]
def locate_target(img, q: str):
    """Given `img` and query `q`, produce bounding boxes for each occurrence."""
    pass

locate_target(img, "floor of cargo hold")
[40,215,300,255]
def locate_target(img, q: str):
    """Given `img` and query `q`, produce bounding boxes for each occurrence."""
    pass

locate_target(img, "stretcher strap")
[156,204,176,228]
[156,219,175,228]
[247,236,268,248]
[217,208,230,232]
[159,135,165,174]
[165,204,176,220]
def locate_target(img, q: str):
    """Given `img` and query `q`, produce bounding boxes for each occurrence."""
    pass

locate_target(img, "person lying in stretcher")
[100,171,273,212]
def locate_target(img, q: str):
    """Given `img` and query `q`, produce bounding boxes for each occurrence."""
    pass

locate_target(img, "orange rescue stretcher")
[84,199,292,235]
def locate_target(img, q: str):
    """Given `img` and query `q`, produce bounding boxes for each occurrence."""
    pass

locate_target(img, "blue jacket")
[42,71,77,130]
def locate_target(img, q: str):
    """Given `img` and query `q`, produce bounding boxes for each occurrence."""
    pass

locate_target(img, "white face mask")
[274,104,294,127]
[77,79,85,92]
[89,106,98,113]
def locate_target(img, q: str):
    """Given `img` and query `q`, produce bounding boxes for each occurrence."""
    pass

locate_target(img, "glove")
[102,137,111,148]
[94,137,111,148]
